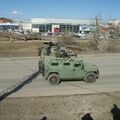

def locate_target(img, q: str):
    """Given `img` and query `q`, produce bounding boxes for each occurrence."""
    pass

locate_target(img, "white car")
[74,32,86,38]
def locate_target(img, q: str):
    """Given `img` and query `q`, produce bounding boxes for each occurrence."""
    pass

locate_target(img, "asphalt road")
[0,54,120,97]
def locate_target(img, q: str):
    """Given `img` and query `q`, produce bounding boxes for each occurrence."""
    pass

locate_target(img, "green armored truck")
[39,56,99,85]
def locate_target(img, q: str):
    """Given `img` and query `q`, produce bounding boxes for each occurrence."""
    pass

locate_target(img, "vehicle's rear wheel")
[84,72,96,83]
[48,73,60,85]
[38,61,44,74]
[38,48,41,56]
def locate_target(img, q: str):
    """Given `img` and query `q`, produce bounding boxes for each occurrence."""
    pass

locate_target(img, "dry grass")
[106,40,120,52]
[57,33,120,53]
[0,31,41,41]
[0,41,42,57]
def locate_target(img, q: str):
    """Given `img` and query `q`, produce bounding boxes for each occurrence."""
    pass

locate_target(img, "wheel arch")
[85,71,97,76]
[46,72,59,80]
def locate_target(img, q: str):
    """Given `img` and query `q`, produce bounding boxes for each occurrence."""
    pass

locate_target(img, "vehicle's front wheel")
[48,73,60,85]
[84,72,96,83]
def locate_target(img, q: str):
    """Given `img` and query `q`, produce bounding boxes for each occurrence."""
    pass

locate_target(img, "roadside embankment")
[0,92,120,120]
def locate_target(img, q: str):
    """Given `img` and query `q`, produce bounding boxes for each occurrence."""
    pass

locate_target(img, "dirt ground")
[0,92,120,120]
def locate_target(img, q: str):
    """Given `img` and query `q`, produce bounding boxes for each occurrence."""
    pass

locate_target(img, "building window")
[36,24,52,33]
[60,25,79,33]
[46,24,52,32]
[32,24,39,28]
[66,25,73,32]
[0,25,19,30]
[73,25,79,33]
[39,25,45,32]
[60,25,66,32]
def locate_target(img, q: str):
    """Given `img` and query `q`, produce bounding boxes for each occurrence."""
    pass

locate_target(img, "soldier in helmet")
[40,116,47,120]
[81,113,94,120]
[111,104,120,120]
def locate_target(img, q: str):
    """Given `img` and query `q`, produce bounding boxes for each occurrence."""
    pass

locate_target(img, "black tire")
[84,72,96,83]
[38,61,44,73]
[38,48,41,56]
[47,73,60,85]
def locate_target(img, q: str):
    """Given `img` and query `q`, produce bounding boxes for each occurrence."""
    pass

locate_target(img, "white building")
[0,23,19,30]
[22,22,32,32]
[109,20,120,26]
[30,18,94,33]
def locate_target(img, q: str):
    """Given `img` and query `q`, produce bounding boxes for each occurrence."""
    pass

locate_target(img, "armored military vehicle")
[39,56,99,85]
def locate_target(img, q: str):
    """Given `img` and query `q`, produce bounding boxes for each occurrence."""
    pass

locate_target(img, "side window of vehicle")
[74,62,83,69]
[51,62,58,66]
[63,62,70,66]
[74,63,81,67]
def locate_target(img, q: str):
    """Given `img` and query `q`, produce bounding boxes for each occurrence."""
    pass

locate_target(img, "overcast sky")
[0,0,120,21]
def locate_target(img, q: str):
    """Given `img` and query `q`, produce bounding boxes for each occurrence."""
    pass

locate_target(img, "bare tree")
[89,16,100,51]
